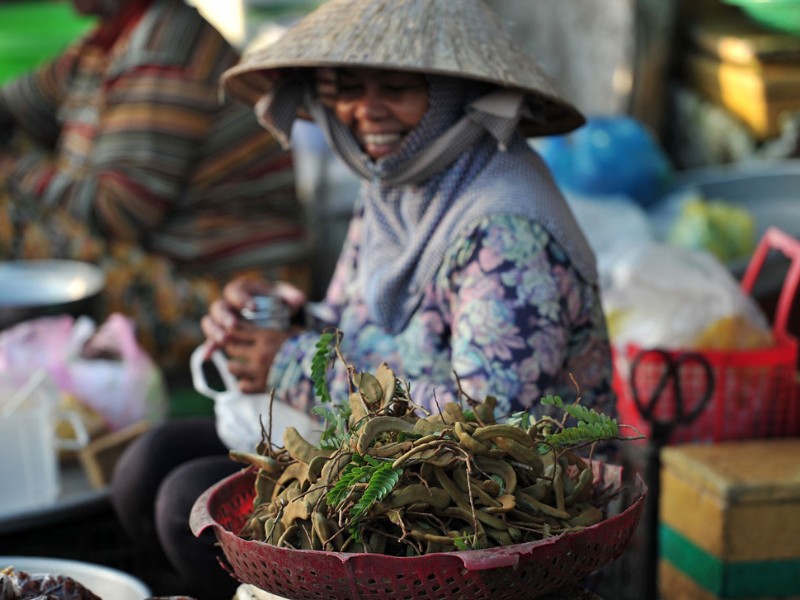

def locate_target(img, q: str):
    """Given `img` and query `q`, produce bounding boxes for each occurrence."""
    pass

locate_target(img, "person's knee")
[155,456,240,598]
[154,456,238,554]
[110,418,222,542]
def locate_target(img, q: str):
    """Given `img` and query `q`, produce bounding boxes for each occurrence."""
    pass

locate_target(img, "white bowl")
[0,556,151,600]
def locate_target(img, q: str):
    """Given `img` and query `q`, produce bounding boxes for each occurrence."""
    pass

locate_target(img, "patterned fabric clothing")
[0,184,310,373]
[268,210,616,422]
[0,0,308,372]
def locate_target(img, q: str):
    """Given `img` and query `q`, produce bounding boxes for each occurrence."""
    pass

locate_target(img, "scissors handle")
[629,348,715,434]
[672,351,715,425]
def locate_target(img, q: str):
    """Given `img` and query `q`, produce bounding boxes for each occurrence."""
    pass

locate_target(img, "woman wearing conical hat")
[203,0,616,423]
[114,0,618,592]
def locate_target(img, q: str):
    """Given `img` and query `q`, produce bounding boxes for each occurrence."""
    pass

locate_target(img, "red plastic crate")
[614,227,800,445]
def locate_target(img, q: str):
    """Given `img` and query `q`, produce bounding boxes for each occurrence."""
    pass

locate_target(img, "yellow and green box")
[659,440,800,599]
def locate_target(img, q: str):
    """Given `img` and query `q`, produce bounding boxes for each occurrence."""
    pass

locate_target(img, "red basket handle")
[740,227,800,337]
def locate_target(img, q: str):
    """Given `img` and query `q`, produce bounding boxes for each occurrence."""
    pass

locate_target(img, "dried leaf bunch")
[231,331,633,556]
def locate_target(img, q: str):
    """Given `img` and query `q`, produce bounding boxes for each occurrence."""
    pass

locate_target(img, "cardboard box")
[659,440,800,598]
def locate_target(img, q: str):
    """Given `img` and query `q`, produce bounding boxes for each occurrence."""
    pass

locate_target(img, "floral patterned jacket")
[268,209,616,422]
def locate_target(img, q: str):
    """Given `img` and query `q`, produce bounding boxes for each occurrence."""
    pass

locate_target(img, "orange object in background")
[682,11,800,140]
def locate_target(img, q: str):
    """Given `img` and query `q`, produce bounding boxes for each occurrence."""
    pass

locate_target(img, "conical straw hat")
[223,0,585,137]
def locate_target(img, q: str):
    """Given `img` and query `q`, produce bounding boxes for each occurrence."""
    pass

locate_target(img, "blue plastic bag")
[536,116,674,208]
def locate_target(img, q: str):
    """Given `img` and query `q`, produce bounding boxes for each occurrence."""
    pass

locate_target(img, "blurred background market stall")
[1,1,799,599]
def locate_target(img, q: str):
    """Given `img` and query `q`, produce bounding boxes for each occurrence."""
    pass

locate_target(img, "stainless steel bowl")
[0,260,105,330]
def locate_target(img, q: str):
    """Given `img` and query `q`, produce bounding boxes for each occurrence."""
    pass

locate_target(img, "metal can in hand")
[240,295,291,330]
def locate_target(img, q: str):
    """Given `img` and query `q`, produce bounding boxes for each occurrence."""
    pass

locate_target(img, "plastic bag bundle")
[0,313,167,431]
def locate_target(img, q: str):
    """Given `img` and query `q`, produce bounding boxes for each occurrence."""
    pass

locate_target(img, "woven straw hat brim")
[223,0,585,137]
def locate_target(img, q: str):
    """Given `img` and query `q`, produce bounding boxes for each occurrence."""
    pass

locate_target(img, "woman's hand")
[200,276,306,393]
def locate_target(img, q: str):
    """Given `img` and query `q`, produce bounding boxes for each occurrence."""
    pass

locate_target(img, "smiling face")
[330,68,429,160]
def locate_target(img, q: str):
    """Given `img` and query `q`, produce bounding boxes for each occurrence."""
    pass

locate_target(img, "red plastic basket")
[190,464,646,600]
[614,227,800,445]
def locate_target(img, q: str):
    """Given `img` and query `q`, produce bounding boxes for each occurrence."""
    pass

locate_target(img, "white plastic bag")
[190,343,320,452]
[601,243,771,350]
[0,313,167,430]
[564,191,656,285]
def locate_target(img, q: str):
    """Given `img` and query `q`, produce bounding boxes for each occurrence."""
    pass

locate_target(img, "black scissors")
[629,348,715,441]
[627,347,715,600]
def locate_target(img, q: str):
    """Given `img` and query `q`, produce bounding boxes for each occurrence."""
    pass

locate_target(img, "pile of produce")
[0,567,192,600]
[231,331,635,556]
[0,568,101,600]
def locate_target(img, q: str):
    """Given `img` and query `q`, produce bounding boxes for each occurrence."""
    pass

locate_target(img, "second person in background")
[0,0,309,373]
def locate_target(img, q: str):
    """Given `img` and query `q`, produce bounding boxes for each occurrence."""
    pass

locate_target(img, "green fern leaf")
[540,393,620,447]
[311,331,336,405]
[326,458,367,507]
[452,530,486,550]
[453,535,471,551]
[326,454,402,538]
[311,405,337,423]
[505,410,534,429]
[540,395,564,408]
[350,461,402,523]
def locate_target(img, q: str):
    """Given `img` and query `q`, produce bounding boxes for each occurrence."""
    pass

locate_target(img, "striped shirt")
[0,0,307,276]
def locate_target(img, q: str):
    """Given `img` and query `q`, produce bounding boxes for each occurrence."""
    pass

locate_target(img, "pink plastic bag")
[0,313,167,430]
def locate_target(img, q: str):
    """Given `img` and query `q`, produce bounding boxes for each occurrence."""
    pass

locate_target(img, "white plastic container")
[0,371,88,514]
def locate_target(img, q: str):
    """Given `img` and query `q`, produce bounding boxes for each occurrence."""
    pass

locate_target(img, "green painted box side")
[661,524,800,598]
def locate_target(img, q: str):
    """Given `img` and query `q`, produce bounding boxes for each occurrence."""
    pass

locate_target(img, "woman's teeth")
[363,133,402,146]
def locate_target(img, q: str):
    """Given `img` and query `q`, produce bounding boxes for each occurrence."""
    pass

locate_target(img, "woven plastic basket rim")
[191,462,647,567]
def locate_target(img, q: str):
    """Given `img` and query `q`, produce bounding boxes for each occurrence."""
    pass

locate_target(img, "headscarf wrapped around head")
[255,73,598,333]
